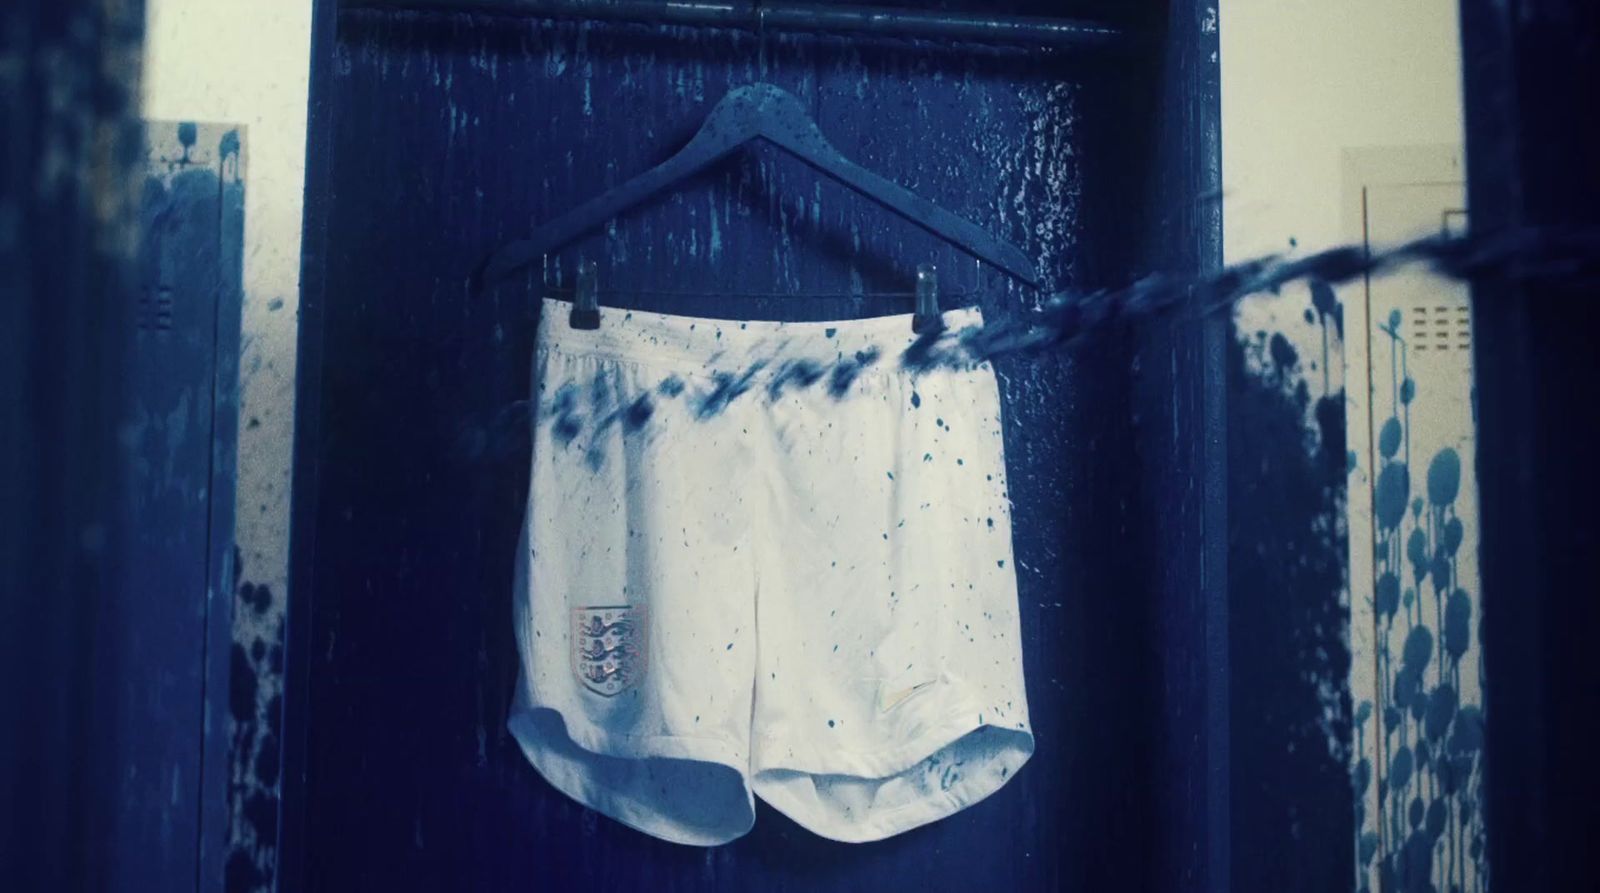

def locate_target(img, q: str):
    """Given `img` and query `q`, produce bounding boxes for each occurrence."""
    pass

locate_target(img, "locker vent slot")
[138,287,175,332]
[1409,305,1471,352]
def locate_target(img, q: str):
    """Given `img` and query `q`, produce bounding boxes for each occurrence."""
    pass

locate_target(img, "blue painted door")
[289,5,1222,891]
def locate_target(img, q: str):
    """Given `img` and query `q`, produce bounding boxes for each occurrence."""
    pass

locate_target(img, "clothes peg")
[912,263,941,333]
[571,259,600,329]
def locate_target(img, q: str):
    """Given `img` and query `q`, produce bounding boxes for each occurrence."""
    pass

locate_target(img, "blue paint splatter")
[899,317,949,372]
[1375,463,1410,530]
[1379,418,1403,458]
[623,394,654,432]
[827,347,881,399]
[550,384,582,446]
[1402,625,1433,674]
[1424,685,1457,741]
[1390,746,1414,792]
[696,363,766,419]
[1310,278,1344,338]
[766,358,825,401]
[1376,572,1400,620]
[1442,517,1464,555]
[1426,448,1461,506]
[1269,332,1299,371]
[1443,590,1472,659]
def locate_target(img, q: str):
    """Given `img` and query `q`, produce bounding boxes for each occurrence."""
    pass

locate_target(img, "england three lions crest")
[572,605,648,697]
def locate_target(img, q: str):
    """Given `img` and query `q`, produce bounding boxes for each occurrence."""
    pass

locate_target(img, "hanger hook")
[913,263,941,333]
[756,0,768,77]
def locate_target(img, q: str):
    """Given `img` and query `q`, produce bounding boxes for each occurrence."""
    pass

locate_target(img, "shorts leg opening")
[509,705,755,846]
[752,719,1034,843]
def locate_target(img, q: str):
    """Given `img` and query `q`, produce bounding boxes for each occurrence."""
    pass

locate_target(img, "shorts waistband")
[536,298,983,374]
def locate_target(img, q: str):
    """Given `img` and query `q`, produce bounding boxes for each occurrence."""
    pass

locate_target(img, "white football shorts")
[509,297,1033,846]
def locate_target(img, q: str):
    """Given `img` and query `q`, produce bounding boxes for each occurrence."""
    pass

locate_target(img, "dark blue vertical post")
[280,0,342,888]
[1129,1,1227,890]
[0,2,146,890]
[1458,1,1600,890]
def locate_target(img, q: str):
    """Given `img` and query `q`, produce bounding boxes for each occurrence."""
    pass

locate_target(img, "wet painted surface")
[287,4,1225,890]
[1228,281,1354,893]
[1342,171,1486,893]
[98,121,245,891]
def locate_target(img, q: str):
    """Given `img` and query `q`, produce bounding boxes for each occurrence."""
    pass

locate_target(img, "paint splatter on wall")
[227,550,286,891]
[1229,278,1355,891]
[1350,298,1487,893]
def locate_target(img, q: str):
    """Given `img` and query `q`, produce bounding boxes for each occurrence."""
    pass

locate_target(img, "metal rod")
[337,0,1123,49]
[542,287,979,299]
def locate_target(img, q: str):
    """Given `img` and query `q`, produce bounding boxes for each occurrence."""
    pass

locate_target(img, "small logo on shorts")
[572,605,648,697]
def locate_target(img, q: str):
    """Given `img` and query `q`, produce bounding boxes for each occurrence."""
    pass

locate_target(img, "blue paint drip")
[1402,625,1434,675]
[1443,590,1472,659]
[1379,418,1403,458]
[1375,464,1411,530]
[1426,448,1461,506]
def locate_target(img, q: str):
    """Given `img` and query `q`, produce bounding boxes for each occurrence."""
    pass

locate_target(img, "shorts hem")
[508,700,754,847]
[750,709,1035,843]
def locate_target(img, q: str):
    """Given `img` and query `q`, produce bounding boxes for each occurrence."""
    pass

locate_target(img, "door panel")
[296,8,1199,891]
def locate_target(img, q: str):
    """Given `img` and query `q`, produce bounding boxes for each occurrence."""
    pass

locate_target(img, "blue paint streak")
[827,347,881,399]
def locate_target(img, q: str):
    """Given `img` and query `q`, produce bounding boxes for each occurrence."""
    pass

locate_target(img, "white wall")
[1221,0,1464,386]
[141,4,313,887]
[1221,0,1464,263]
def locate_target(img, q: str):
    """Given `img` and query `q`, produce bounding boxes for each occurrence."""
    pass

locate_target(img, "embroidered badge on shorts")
[572,605,648,697]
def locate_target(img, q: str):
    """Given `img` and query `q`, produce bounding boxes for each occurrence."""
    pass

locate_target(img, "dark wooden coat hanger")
[482,83,1041,330]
